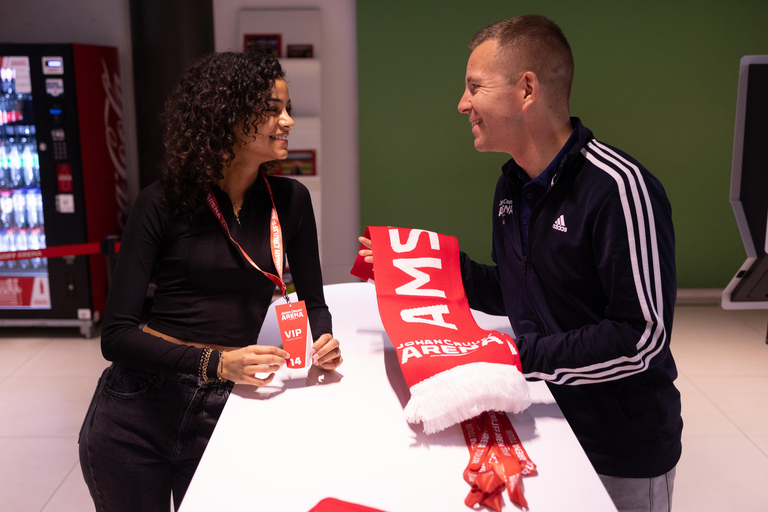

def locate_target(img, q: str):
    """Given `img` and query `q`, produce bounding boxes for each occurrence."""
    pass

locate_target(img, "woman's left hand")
[310,334,343,370]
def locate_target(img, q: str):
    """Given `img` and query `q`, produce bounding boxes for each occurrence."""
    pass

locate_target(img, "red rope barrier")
[0,240,120,262]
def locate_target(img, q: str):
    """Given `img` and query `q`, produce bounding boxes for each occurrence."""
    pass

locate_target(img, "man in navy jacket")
[455,15,682,512]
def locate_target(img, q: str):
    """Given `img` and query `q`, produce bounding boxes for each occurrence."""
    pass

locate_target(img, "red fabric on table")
[308,498,387,512]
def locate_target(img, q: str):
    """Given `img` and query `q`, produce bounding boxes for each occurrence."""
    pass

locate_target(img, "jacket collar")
[501,117,593,185]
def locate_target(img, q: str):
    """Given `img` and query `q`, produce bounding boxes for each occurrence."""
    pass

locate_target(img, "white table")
[179,282,616,512]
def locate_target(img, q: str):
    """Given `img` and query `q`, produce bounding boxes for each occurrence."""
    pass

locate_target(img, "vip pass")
[276,300,310,369]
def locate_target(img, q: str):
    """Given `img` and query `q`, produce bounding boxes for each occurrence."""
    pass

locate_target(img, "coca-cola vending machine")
[0,43,128,336]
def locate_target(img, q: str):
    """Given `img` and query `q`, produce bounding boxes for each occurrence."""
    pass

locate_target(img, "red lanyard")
[206,173,289,301]
[461,411,537,510]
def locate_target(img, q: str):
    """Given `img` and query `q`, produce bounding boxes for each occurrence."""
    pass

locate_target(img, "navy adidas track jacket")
[461,118,683,478]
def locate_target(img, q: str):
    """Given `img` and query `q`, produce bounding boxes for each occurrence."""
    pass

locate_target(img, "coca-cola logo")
[101,59,129,229]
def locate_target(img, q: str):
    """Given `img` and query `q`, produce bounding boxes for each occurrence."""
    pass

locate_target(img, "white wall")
[213,0,359,284]
[0,0,140,201]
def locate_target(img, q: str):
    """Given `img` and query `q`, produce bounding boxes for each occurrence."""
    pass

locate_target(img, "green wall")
[357,0,768,288]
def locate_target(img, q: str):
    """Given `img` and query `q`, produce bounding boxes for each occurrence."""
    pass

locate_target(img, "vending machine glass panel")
[0,55,50,310]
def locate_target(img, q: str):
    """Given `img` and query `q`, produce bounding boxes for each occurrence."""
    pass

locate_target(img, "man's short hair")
[470,15,574,106]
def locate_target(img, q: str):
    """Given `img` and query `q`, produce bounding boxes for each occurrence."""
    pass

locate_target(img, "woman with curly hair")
[78,50,342,512]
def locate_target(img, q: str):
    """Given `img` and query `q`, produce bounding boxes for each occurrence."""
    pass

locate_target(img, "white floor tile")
[672,306,768,376]
[42,462,96,512]
[14,336,109,377]
[0,437,79,512]
[687,375,768,437]
[729,309,768,336]
[676,375,741,436]
[674,435,768,512]
[750,436,768,457]
[0,336,51,377]
[0,375,98,437]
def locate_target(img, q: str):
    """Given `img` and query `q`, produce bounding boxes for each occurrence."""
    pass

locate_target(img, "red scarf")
[351,226,530,434]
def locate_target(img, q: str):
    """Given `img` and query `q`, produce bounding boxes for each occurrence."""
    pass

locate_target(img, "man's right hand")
[358,236,373,264]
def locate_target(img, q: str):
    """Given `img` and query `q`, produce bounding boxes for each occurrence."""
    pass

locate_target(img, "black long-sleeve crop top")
[100,174,332,376]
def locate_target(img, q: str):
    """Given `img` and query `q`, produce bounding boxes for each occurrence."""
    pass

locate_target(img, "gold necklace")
[232,202,243,225]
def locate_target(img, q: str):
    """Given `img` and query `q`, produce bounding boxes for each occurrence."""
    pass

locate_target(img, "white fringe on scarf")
[403,362,531,435]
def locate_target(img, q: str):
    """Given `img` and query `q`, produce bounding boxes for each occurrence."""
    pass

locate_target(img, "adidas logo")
[552,215,568,232]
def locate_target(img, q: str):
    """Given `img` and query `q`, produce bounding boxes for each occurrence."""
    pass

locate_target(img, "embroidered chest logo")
[552,215,568,232]
[498,199,514,217]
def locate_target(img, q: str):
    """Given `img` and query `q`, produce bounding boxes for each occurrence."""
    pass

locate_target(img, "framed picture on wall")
[243,34,281,57]
[287,44,314,58]
[274,150,316,176]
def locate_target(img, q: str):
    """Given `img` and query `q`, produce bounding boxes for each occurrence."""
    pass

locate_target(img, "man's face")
[458,40,523,155]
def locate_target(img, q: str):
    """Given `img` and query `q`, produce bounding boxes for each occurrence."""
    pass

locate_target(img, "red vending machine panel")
[0,44,128,336]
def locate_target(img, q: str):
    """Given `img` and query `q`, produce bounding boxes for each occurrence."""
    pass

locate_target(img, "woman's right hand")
[219,345,289,386]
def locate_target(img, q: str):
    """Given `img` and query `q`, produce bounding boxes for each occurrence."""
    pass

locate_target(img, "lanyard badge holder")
[206,174,309,369]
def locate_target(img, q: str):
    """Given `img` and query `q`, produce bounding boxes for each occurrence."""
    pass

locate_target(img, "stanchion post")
[100,235,120,284]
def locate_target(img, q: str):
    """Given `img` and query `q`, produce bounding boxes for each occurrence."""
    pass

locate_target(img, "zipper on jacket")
[522,255,556,337]
[506,166,552,333]
[521,158,568,336]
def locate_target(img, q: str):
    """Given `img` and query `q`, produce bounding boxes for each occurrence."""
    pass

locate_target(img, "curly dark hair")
[160,50,285,217]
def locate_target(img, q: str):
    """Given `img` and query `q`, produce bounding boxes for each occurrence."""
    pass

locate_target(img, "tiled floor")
[1,302,767,511]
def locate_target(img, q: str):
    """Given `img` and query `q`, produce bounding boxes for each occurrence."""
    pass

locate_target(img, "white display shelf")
[280,59,320,117]
[287,115,320,149]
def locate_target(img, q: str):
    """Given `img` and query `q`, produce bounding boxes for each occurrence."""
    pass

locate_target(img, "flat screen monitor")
[722,55,768,309]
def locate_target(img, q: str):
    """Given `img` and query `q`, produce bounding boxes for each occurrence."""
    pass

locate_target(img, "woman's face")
[232,79,294,166]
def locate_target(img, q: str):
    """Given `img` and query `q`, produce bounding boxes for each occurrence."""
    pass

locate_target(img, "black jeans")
[79,362,233,512]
